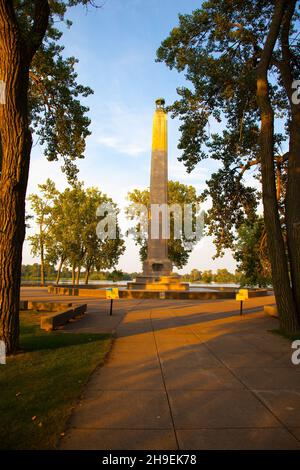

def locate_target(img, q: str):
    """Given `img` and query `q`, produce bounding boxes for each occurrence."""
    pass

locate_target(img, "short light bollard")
[106,287,119,316]
[235,289,249,315]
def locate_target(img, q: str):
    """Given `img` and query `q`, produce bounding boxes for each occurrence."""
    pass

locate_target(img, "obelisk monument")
[143,98,172,278]
[127,99,188,291]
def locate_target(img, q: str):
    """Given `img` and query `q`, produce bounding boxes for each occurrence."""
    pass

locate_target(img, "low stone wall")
[21,282,126,288]
[248,289,269,298]
[47,286,269,301]
[48,283,125,289]
[121,289,235,300]
[48,286,107,298]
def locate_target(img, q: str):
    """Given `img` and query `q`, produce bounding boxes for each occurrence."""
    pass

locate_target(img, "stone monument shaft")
[127,99,188,291]
[143,99,172,277]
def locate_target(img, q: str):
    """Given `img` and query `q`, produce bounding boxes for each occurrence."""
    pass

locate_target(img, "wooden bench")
[40,304,87,331]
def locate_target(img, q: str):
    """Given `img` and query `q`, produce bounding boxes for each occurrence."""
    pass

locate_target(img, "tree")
[0,1,95,353]
[201,270,213,284]
[45,182,125,285]
[108,270,125,282]
[28,179,58,285]
[80,188,125,284]
[190,268,202,282]
[21,264,41,280]
[213,268,236,284]
[127,180,202,269]
[234,217,272,287]
[157,0,300,333]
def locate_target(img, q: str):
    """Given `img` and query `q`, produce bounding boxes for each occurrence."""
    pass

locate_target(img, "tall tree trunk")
[40,242,45,287]
[71,264,76,285]
[256,0,299,333]
[286,108,300,320]
[0,1,50,355]
[55,257,64,285]
[76,266,81,285]
[84,265,90,285]
[0,5,31,354]
[278,0,300,322]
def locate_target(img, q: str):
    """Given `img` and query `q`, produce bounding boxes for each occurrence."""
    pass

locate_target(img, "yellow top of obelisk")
[152,98,167,152]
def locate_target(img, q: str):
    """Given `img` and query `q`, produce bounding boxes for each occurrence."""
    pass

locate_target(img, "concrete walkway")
[59,295,300,450]
[21,287,139,334]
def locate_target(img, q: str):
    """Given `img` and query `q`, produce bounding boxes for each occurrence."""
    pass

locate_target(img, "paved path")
[59,295,300,450]
[21,287,138,334]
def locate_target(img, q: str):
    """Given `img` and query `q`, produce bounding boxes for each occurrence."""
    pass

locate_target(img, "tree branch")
[27,0,50,61]
[239,152,289,177]
[29,70,57,111]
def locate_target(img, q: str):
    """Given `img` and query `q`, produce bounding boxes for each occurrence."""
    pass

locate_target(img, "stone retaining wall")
[47,285,269,300]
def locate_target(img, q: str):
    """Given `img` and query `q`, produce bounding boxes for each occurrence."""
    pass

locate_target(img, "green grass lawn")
[0,310,111,450]
[271,329,300,341]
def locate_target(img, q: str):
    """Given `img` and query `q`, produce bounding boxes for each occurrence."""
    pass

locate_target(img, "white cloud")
[169,160,209,186]
[97,134,147,156]
[28,147,69,194]
[89,101,151,157]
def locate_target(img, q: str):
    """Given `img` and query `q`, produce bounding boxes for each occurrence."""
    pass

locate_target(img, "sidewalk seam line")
[150,309,180,450]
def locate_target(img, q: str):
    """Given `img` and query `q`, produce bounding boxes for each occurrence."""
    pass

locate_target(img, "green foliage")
[201,169,258,257]
[0,1,97,180]
[182,267,237,284]
[107,270,127,281]
[213,268,236,283]
[234,217,272,287]
[28,180,125,282]
[21,264,45,280]
[190,268,202,282]
[127,180,201,269]
[27,179,60,283]
[29,48,93,181]
[21,264,57,281]
[21,265,134,282]
[201,270,213,284]
[156,0,299,255]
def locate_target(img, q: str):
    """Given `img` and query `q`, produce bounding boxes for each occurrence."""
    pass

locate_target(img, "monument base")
[142,258,173,277]
[127,275,189,291]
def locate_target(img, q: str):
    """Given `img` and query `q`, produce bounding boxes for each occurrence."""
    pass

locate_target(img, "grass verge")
[270,329,300,341]
[0,310,111,449]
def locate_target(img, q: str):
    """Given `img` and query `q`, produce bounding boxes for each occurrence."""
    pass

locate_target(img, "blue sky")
[24,0,237,273]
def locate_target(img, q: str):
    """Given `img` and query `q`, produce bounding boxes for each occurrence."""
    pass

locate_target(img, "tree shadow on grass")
[19,309,111,352]
[20,331,111,352]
